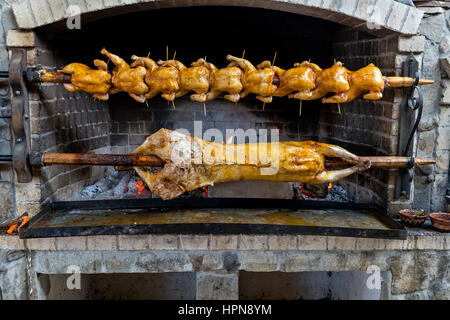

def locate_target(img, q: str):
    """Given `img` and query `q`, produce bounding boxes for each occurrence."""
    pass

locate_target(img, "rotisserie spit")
[31,129,435,200]
[39,48,433,107]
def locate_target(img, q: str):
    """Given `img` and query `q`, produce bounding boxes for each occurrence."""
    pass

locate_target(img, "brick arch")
[12,0,422,35]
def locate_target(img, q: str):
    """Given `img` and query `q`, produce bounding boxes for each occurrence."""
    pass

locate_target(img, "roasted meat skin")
[131,129,365,200]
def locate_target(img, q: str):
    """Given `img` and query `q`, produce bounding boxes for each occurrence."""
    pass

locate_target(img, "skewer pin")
[337,103,341,114]
[263,102,266,111]
[203,102,207,116]
[171,101,176,110]
[299,100,302,116]
[241,49,246,59]
[147,52,151,58]
[272,51,278,66]
[145,100,149,108]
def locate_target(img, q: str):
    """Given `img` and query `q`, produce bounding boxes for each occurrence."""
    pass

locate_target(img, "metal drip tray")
[19,198,406,239]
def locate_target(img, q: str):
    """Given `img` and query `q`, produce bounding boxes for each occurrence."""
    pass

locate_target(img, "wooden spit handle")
[35,153,435,170]
[39,70,72,83]
[40,153,164,167]
[325,156,435,169]
[384,76,434,88]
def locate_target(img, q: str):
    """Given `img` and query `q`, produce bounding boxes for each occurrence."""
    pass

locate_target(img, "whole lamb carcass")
[131,129,369,200]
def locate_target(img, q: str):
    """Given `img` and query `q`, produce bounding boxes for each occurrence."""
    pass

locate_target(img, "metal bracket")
[394,54,424,199]
[9,48,32,183]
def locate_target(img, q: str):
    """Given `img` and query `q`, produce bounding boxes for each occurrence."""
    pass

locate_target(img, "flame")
[328,182,333,190]
[17,216,29,231]
[134,180,145,196]
[203,186,208,198]
[7,224,17,234]
[6,216,29,234]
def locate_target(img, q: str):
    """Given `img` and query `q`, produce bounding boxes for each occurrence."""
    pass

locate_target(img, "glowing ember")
[134,180,145,196]
[298,185,317,199]
[17,216,29,231]
[203,186,208,198]
[328,182,333,190]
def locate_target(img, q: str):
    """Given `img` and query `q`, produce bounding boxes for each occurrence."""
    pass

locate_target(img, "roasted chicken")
[41,60,111,100]
[258,60,320,98]
[201,61,244,103]
[143,59,185,102]
[100,48,148,102]
[40,50,433,107]
[226,54,277,103]
[131,129,369,200]
[173,58,211,102]
[289,61,384,103]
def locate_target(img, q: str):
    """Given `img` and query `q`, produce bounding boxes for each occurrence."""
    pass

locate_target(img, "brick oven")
[0,0,448,300]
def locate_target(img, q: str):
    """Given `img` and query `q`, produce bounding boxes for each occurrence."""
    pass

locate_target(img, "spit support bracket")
[395,54,424,200]
[9,48,32,183]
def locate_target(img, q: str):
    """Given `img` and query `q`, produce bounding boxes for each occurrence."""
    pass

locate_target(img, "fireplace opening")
[8,3,414,240]
[33,6,392,205]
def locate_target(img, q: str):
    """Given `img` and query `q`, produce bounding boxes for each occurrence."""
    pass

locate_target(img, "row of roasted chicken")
[41,48,387,105]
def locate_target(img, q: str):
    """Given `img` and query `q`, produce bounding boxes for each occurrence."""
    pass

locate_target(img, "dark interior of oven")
[33,6,389,206]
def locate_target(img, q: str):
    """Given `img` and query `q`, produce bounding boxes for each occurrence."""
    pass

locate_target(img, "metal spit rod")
[29,152,436,170]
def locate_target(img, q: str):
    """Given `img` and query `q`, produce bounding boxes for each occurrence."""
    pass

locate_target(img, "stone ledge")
[398,35,425,53]
[1,233,448,251]
[27,249,448,277]
[6,30,35,47]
